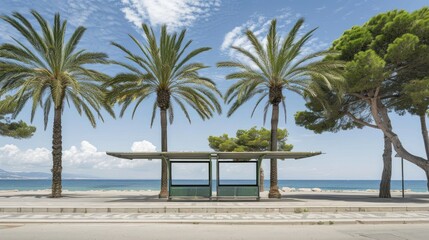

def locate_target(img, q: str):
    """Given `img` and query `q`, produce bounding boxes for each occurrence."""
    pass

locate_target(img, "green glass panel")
[217,186,259,197]
[169,186,211,197]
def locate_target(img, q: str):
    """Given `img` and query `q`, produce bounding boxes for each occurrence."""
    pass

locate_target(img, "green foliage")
[0,120,36,139]
[0,11,114,129]
[410,8,429,42]
[294,110,333,134]
[332,8,429,61]
[297,7,429,133]
[332,26,373,61]
[107,24,221,125]
[369,10,414,54]
[295,109,354,134]
[218,18,344,122]
[208,126,293,152]
[399,78,429,116]
[0,97,36,139]
[294,82,363,133]
[345,50,386,92]
[385,33,419,64]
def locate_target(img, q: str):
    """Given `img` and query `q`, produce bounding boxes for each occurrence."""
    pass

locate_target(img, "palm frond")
[219,18,345,120]
[0,10,112,129]
[109,23,221,125]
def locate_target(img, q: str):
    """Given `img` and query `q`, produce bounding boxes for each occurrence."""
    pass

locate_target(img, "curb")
[1,206,429,214]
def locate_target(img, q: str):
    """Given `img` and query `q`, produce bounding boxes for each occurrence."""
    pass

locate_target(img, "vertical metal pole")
[257,158,261,200]
[216,158,219,200]
[255,160,259,199]
[209,157,212,199]
[401,157,405,198]
[167,157,171,200]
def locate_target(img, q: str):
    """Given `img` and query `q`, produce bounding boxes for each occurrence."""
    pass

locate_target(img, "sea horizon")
[1,179,427,192]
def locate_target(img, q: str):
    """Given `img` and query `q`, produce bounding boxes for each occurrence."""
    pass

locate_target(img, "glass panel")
[171,162,209,186]
[218,162,257,186]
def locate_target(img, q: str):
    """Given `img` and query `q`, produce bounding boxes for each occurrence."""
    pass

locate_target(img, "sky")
[0,0,428,180]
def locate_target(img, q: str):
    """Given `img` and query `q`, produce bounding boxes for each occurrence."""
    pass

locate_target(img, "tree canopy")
[295,7,429,190]
[296,7,429,133]
[107,24,222,126]
[0,97,36,139]
[208,126,293,152]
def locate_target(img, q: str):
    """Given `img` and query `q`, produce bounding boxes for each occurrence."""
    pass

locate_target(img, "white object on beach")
[281,187,296,192]
[365,189,377,192]
[311,188,322,192]
[298,188,312,192]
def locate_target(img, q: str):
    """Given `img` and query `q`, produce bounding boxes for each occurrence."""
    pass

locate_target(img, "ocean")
[0,179,427,192]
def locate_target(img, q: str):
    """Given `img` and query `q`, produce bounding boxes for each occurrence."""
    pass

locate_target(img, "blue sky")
[0,0,428,180]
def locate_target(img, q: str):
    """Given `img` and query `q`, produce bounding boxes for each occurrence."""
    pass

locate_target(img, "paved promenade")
[1,191,429,224]
[1,191,429,214]
[2,211,429,224]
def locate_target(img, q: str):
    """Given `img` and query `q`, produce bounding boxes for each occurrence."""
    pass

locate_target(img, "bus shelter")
[106,151,321,200]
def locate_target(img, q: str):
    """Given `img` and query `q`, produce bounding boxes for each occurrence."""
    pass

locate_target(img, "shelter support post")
[257,156,263,200]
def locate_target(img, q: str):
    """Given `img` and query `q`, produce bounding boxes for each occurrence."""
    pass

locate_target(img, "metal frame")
[167,159,212,200]
[169,161,211,187]
[106,151,321,200]
[217,161,259,186]
[107,151,322,160]
[216,159,261,200]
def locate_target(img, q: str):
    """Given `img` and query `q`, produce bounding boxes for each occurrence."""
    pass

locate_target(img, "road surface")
[1,223,428,240]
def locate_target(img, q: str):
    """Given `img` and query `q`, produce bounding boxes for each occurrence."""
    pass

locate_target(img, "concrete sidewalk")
[1,212,429,225]
[1,191,429,214]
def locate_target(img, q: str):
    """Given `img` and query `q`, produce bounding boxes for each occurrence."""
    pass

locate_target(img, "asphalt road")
[1,223,428,240]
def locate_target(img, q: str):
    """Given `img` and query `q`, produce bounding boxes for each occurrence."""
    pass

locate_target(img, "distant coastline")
[0,168,96,180]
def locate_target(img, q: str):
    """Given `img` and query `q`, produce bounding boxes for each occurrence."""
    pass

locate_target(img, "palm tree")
[107,24,222,198]
[0,11,114,198]
[218,19,343,198]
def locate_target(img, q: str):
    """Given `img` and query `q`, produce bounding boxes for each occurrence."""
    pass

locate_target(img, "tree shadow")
[1,192,428,204]
[282,193,429,203]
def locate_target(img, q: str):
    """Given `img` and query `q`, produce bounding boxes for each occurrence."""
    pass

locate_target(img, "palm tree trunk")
[268,103,281,198]
[51,107,62,198]
[379,134,392,198]
[159,108,169,198]
[420,114,429,160]
[260,168,264,192]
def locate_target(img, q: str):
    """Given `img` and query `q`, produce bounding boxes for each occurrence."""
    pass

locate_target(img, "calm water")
[0,180,427,192]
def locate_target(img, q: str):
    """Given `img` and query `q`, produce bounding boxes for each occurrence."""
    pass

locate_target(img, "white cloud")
[131,140,157,152]
[65,0,99,27]
[221,26,245,52]
[120,0,221,31]
[220,9,295,67]
[0,144,51,166]
[220,9,328,68]
[0,0,122,52]
[0,140,158,171]
[0,145,20,156]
